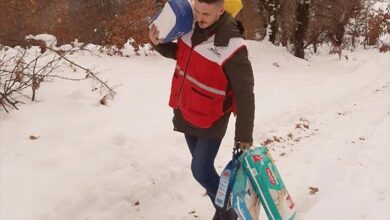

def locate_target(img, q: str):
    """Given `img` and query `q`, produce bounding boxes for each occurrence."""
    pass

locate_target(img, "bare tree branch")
[46,46,116,96]
[0,43,117,113]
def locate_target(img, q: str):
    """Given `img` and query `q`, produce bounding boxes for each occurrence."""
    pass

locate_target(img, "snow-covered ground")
[0,40,389,220]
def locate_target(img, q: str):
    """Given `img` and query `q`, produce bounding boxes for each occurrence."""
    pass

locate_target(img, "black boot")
[219,208,238,220]
[212,210,221,220]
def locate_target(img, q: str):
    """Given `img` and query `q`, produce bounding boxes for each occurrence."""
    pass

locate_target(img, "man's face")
[194,0,224,29]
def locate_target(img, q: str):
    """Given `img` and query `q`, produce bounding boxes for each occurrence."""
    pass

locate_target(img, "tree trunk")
[294,0,310,58]
[335,23,345,47]
[266,0,280,45]
[269,20,278,44]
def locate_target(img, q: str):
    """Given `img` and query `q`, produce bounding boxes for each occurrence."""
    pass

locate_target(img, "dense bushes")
[0,0,389,57]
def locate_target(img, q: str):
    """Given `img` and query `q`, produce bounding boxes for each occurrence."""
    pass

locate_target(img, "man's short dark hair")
[197,0,224,6]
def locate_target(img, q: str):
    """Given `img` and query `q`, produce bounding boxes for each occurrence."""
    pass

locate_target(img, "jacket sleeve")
[153,42,178,60]
[223,46,255,143]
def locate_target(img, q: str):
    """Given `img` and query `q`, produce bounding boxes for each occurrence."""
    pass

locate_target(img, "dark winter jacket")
[154,12,255,143]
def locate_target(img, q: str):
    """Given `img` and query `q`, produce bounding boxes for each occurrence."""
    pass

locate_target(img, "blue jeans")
[184,134,222,205]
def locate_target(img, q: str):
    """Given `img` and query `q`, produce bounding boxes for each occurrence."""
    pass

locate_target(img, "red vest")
[169,30,246,128]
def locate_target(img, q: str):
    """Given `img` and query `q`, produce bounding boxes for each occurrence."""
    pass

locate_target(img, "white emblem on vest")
[180,31,246,65]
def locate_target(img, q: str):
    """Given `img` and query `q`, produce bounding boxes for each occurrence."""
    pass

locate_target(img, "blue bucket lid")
[153,0,194,43]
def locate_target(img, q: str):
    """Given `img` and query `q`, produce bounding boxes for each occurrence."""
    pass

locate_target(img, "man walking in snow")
[149,0,254,219]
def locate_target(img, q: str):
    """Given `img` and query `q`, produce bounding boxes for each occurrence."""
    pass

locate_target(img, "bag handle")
[232,145,243,160]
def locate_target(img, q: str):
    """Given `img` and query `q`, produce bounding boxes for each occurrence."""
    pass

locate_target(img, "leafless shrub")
[0,43,116,113]
[0,48,60,112]
[379,43,390,52]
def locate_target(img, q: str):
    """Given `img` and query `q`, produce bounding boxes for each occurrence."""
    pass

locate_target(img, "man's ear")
[219,6,224,15]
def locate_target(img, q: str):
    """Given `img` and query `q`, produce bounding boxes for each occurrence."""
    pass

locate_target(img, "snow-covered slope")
[1,41,389,220]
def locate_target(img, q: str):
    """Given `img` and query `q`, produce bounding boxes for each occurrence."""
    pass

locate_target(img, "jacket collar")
[191,12,242,47]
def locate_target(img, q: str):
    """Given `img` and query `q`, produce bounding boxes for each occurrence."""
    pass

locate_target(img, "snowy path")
[1,43,389,220]
[279,80,390,220]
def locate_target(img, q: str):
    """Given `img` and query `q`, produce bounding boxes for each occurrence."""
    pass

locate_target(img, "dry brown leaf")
[14,71,24,82]
[309,187,319,195]
[32,80,40,91]
[29,135,39,140]
[100,95,107,105]
[261,138,273,146]
[273,136,282,142]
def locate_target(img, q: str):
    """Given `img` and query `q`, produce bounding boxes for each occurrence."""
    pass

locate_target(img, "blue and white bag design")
[150,0,194,43]
[215,148,241,210]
